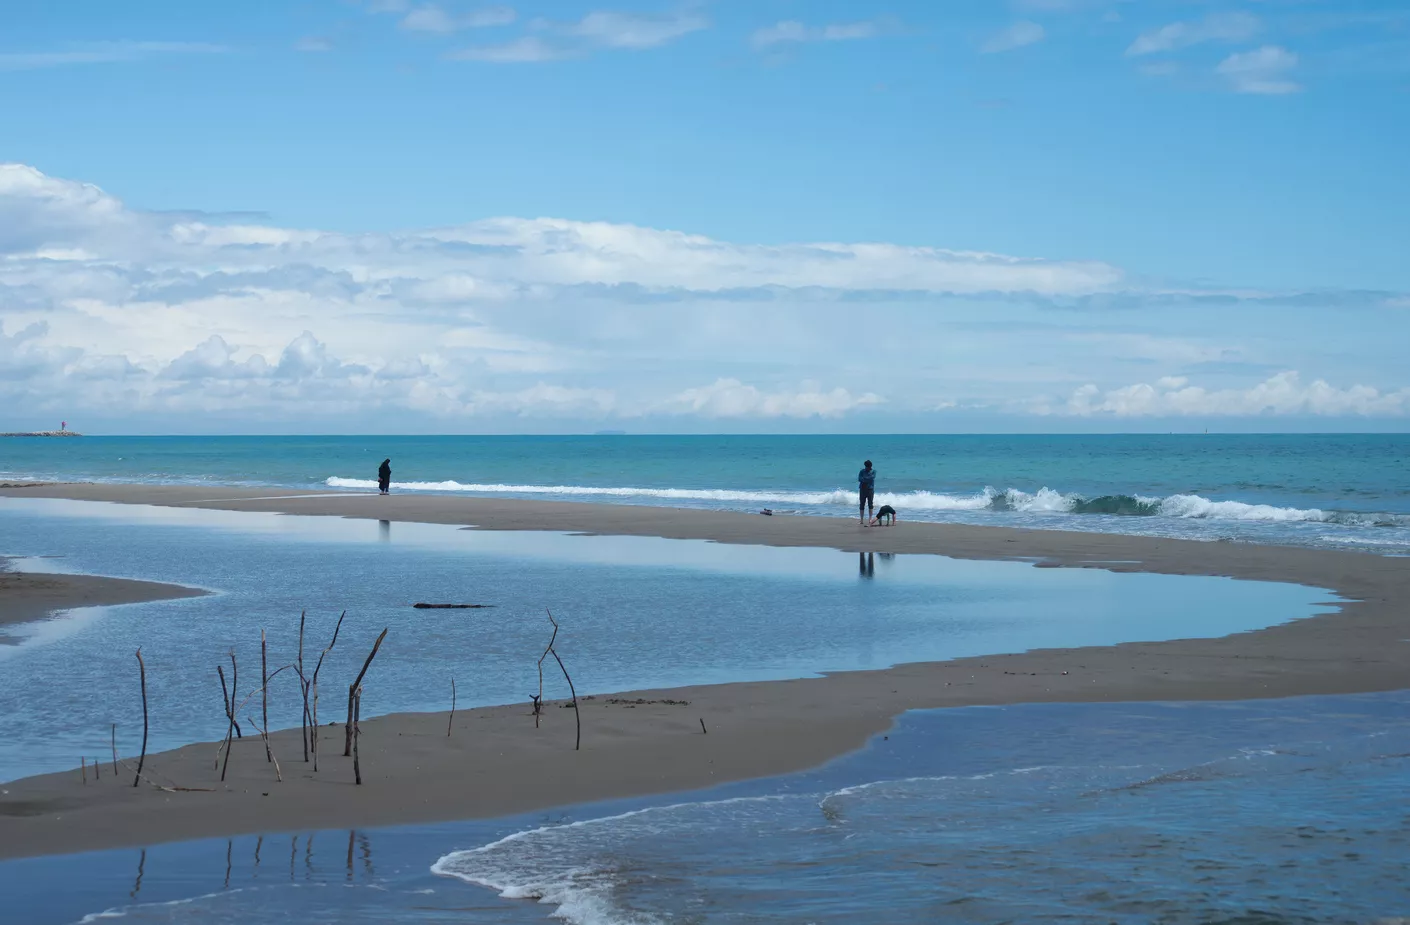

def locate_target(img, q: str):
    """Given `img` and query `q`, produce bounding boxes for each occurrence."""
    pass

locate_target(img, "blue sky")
[1,0,1408,433]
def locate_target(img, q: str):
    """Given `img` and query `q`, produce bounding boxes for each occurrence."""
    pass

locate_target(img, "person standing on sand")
[858,459,876,525]
[378,458,392,495]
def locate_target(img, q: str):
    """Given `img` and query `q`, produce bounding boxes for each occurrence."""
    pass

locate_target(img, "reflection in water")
[858,551,874,578]
[130,848,145,898]
[378,519,391,542]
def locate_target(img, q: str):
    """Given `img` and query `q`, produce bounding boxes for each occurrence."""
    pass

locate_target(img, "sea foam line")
[326,477,1408,526]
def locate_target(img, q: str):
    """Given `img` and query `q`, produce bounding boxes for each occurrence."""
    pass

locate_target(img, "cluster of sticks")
[93,607,584,792]
[211,611,388,785]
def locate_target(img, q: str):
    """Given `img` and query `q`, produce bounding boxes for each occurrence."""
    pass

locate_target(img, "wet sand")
[0,481,1407,861]
[0,556,205,638]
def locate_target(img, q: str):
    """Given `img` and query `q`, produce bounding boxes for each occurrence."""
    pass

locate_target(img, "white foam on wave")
[326,477,1404,527]
[431,794,797,925]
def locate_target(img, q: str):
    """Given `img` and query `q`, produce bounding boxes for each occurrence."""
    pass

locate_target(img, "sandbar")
[0,557,205,637]
[0,481,1407,861]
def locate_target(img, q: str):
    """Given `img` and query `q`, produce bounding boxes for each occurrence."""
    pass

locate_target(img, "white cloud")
[1216,46,1301,95]
[453,7,706,61]
[0,41,227,71]
[294,37,333,53]
[2,163,1402,430]
[658,379,884,418]
[564,9,708,49]
[981,21,1046,54]
[450,36,569,62]
[1052,372,1410,417]
[1126,12,1261,57]
[400,4,515,34]
[750,20,886,49]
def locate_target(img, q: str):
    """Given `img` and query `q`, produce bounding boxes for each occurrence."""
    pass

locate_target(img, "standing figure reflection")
[859,551,874,578]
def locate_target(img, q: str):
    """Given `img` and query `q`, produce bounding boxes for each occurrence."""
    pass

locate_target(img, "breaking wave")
[324,476,1409,528]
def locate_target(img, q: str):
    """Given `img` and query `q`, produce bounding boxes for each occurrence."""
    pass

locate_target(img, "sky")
[1,0,1408,434]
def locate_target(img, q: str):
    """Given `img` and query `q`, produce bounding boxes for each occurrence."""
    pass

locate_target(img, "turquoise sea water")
[3,434,1409,552]
[5,692,1408,925]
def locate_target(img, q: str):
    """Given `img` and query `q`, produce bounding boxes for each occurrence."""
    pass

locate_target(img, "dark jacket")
[378,461,391,481]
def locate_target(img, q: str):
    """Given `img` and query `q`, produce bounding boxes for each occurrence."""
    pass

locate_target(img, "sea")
[6,692,1409,924]
[3,433,1410,553]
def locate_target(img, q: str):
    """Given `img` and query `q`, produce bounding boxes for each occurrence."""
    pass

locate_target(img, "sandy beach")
[0,555,206,639]
[1,481,1407,861]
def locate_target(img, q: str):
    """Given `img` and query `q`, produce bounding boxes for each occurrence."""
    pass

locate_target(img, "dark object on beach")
[700,718,708,734]
[448,678,456,737]
[760,508,773,516]
[377,458,391,495]
[352,687,363,786]
[413,602,493,609]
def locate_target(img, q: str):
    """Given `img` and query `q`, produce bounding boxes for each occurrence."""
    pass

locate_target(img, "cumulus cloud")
[1216,46,1301,95]
[981,21,1046,54]
[1051,372,1410,417]
[750,20,886,49]
[1,163,1401,430]
[658,379,884,418]
[1126,12,1261,56]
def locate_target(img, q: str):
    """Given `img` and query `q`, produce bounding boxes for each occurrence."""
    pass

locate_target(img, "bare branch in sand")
[111,723,118,774]
[261,629,272,764]
[352,687,363,785]
[219,652,237,781]
[544,610,581,751]
[247,714,283,783]
[448,677,456,737]
[345,628,388,758]
[134,648,149,788]
[217,664,242,739]
[297,611,309,762]
[536,614,560,730]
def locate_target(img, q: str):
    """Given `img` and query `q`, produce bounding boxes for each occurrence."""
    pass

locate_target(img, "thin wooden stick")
[217,665,242,739]
[134,648,149,787]
[352,687,363,785]
[544,611,580,751]
[221,651,238,781]
[536,613,560,729]
[111,723,118,774]
[261,629,272,763]
[95,754,100,779]
[298,611,309,762]
[447,677,456,737]
[700,718,708,734]
[247,713,283,782]
[81,758,87,785]
[345,628,388,757]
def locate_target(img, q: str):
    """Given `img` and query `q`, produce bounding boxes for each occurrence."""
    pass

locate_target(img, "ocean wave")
[326,477,1409,527]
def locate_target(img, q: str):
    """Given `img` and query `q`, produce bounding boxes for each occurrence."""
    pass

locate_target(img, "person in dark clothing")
[857,459,876,525]
[870,504,897,526]
[377,458,391,495]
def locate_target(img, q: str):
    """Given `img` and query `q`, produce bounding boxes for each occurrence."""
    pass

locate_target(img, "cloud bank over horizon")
[1,164,1406,433]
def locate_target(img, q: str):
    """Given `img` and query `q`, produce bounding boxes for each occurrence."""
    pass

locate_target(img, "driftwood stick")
[536,613,560,729]
[700,718,708,734]
[217,665,242,738]
[134,648,149,787]
[111,723,118,774]
[248,714,283,783]
[448,677,456,737]
[344,628,388,757]
[81,758,87,785]
[352,688,363,785]
[298,611,308,762]
[261,629,272,763]
[548,647,580,751]
[221,652,237,781]
[544,611,580,751]
[309,610,345,772]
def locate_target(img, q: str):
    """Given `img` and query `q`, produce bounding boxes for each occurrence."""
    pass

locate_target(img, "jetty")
[0,431,82,438]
